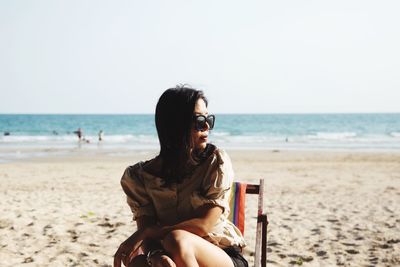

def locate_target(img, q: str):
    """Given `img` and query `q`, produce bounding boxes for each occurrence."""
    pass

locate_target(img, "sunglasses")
[193,114,215,131]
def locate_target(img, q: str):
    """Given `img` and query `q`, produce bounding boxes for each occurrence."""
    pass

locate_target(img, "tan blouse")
[120,148,246,248]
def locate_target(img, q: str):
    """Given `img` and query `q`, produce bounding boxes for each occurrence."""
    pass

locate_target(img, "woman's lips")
[200,135,208,142]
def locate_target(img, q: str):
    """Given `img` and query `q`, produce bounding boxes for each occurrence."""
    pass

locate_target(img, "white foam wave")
[211,132,230,137]
[1,133,400,152]
[0,134,159,145]
[307,132,357,140]
[390,132,400,138]
[0,135,77,143]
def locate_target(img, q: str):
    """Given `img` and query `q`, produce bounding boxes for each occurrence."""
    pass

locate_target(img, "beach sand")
[0,150,399,266]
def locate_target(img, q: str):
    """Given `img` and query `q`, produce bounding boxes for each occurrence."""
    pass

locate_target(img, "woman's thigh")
[163,230,234,267]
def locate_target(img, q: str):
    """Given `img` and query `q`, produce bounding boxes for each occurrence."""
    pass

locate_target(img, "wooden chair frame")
[232,179,268,267]
[248,179,268,267]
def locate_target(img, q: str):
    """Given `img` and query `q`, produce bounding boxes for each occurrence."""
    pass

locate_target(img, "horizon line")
[1,112,400,115]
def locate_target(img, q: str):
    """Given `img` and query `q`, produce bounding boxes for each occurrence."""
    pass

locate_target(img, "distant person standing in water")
[74,128,82,141]
[98,130,104,141]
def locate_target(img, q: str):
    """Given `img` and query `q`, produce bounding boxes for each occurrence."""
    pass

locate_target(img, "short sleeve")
[190,149,234,216]
[120,163,156,221]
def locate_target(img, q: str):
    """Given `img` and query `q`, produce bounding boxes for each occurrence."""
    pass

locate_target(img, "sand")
[0,150,399,266]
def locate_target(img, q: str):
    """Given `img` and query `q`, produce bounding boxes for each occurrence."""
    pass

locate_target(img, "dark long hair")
[155,85,213,185]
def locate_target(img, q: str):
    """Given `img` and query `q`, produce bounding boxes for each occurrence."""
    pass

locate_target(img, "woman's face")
[192,98,210,151]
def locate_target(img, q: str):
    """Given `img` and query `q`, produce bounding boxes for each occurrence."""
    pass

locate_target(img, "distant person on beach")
[114,85,247,267]
[98,130,104,141]
[74,128,82,141]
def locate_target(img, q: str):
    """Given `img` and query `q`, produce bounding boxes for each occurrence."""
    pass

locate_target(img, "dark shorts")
[223,246,248,267]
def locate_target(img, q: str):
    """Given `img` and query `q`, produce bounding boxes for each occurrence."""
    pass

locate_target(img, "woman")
[114,85,247,267]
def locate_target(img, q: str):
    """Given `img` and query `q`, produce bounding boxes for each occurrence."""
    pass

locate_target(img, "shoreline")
[2,145,400,164]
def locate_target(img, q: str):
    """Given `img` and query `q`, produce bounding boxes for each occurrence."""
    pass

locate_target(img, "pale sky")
[1,0,399,114]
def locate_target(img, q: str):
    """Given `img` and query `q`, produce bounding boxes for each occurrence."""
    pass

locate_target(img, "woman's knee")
[163,230,193,254]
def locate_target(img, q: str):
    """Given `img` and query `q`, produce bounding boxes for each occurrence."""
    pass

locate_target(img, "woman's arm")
[144,203,223,240]
[137,215,162,254]
[113,228,146,267]
[114,216,158,267]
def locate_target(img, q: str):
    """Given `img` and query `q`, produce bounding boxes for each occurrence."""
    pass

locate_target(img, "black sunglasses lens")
[206,115,215,130]
[195,116,206,131]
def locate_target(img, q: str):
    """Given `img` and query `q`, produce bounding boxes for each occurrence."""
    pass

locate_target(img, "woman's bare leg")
[129,253,176,267]
[162,230,234,267]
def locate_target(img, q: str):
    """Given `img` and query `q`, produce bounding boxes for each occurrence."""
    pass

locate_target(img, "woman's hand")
[148,252,176,267]
[114,230,145,267]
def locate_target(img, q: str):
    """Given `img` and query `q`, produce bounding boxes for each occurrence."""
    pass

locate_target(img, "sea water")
[0,113,399,161]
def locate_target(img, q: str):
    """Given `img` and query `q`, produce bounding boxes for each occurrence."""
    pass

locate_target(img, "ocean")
[1,113,399,161]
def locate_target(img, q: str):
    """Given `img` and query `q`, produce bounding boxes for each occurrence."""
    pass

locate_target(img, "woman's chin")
[195,142,207,152]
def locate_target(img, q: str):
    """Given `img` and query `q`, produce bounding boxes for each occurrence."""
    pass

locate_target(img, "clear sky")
[1,0,399,114]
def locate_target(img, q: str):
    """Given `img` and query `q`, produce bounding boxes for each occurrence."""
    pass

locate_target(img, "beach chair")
[229,179,268,267]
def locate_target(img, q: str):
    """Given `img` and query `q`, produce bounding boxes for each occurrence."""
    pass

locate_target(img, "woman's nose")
[203,121,210,131]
